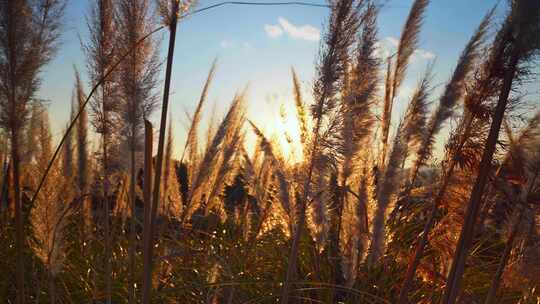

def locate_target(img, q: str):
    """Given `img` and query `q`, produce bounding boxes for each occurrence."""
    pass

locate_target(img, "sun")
[273,101,305,162]
[249,95,307,163]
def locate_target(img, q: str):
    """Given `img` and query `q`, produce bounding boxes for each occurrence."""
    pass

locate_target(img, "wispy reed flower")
[380,0,429,166]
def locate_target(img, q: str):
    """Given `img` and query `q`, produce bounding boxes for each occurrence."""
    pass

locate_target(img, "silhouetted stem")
[281,111,322,303]
[397,116,473,303]
[142,120,153,303]
[128,138,136,303]
[12,130,24,304]
[143,2,179,302]
[442,47,519,304]
[103,108,112,304]
[484,210,522,304]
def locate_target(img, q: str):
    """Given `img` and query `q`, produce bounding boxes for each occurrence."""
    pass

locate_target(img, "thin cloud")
[379,36,435,61]
[220,40,255,52]
[264,24,283,38]
[242,42,255,52]
[414,49,436,60]
[220,40,235,49]
[278,17,320,41]
[374,41,391,59]
[264,17,320,42]
[385,37,399,47]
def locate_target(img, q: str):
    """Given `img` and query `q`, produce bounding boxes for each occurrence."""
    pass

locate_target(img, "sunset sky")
[39,0,523,160]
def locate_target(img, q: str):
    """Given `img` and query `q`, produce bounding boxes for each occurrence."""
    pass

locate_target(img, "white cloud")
[396,85,414,103]
[242,42,255,51]
[264,24,283,38]
[220,40,234,49]
[278,17,320,41]
[414,49,436,60]
[385,37,399,47]
[379,36,435,61]
[374,41,390,59]
[264,17,320,42]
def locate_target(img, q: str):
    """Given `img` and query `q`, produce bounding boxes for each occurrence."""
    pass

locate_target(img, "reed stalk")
[143,1,179,302]
[442,25,521,304]
[141,120,153,303]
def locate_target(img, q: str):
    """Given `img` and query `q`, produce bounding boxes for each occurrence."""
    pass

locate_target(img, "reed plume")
[282,0,360,301]
[157,0,196,26]
[380,0,429,166]
[181,59,217,165]
[408,9,493,188]
[74,67,93,240]
[86,0,118,173]
[393,0,429,91]
[444,1,540,302]
[75,69,89,193]
[84,1,116,300]
[2,0,540,303]
[30,108,74,304]
[62,105,74,177]
[485,111,540,303]
[340,2,379,181]
[205,126,244,216]
[395,16,494,301]
[355,166,370,260]
[291,68,310,157]
[0,2,66,300]
[368,66,432,266]
[117,0,161,300]
[249,121,296,234]
[75,68,89,197]
[397,31,511,299]
[320,3,381,296]
[24,103,43,169]
[162,118,182,216]
[185,93,245,220]
[308,154,332,248]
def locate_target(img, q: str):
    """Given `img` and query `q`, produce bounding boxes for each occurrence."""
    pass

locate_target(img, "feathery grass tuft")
[380,0,429,166]
[368,65,432,266]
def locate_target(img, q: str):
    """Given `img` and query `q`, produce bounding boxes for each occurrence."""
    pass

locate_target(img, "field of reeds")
[0,0,539,303]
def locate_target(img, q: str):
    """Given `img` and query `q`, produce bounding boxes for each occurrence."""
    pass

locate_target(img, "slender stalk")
[0,160,9,226]
[103,101,112,304]
[85,0,115,299]
[143,2,179,302]
[128,130,136,304]
[281,104,320,304]
[12,130,23,304]
[380,56,393,167]
[397,112,474,304]
[484,210,522,304]
[329,184,346,302]
[48,268,56,304]
[485,171,538,303]
[141,120,153,303]
[442,46,520,304]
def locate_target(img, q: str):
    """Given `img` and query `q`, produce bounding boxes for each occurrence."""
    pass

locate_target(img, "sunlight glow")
[250,94,305,163]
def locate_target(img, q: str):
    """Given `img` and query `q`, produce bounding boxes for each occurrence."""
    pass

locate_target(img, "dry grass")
[0,1,539,303]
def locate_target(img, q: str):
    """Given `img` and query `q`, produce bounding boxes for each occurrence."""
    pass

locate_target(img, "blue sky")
[39,0,521,159]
